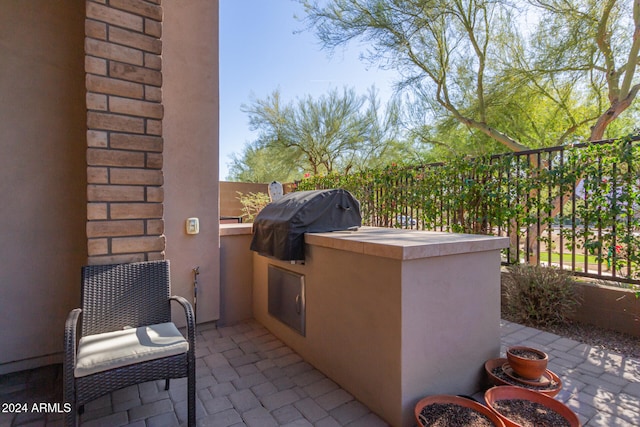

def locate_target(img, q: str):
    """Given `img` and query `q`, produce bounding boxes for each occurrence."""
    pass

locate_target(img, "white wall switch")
[186,217,199,234]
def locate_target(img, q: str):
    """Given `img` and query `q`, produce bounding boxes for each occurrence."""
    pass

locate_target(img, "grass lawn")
[539,252,601,266]
[539,252,638,273]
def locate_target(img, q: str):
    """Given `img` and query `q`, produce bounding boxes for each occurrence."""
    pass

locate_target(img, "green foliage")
[526,0,640,141]
[227,143,302,183]
[236,191,271,222]
[230,87,409,182]
[300,0,531,151]
[502,264,581,327]
[298,134,640,281]
[300,0,640,151]
[561,134,640,276]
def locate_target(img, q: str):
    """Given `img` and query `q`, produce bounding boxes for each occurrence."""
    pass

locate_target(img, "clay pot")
[484,386,580,427]
[484,358,562,397]
[506,346,548,380]
[415,394,505,426]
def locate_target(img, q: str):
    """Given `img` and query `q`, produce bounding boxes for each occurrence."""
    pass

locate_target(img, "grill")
[250,189,361,261]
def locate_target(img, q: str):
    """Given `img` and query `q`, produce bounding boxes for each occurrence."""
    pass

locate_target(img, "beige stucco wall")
[219,224,254,326]
[400,251,502,424]
[253,248,404,425]
[163,0,221,324]
[572,282,640,337]
[0,1,87,373]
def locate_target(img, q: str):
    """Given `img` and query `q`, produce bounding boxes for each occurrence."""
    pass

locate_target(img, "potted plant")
[484,358,562,397]
[506,346,548,380]
[485,386,580,427]
[415,394,505,426]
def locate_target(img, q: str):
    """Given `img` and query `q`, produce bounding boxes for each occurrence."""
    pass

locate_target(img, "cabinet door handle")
[295,294,301,314]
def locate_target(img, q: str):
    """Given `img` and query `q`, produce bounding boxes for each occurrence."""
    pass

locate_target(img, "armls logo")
[30,403,72,413]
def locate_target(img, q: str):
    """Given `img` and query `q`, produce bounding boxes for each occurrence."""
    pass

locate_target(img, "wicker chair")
[64,260,195,426]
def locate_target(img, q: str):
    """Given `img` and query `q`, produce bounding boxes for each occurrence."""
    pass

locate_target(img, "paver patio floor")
[1,319,638,426]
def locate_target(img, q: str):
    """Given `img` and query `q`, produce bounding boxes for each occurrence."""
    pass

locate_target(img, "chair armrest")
[64,308,82,400]
[170,296,196,350]
[64,309,82,365]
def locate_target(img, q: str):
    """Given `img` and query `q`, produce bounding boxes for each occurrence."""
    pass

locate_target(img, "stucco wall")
[253,248,403,425]
[0,1,86,373]
[163,0,221,324]
[572,282,640,337]
[219,225,254,326]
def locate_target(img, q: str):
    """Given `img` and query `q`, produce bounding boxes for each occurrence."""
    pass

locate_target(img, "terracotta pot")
[506,346,548,380]
[415,394,505,427]
[484,358,562,397]
[485,386,581,427]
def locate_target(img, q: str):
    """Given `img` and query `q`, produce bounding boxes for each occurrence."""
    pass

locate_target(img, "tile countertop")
[304,226,510,260]
[220,223,509,260]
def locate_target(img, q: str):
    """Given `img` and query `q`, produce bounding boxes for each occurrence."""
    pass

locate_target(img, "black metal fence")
[298,136,640,285]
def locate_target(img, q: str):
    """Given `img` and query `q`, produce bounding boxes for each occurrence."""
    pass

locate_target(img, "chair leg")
[188,371,196,426]
[165,378,170,390]
[64,408,77,427]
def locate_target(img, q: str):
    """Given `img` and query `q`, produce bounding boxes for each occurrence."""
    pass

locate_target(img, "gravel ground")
[501,314,640,360]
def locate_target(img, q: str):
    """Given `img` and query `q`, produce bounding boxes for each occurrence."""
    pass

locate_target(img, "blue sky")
[219,0,399,180]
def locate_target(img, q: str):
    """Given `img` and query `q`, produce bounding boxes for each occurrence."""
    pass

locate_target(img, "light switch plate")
[186,217,199,234]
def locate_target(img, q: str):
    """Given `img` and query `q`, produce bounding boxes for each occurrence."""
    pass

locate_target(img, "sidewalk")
[1,319,638,426]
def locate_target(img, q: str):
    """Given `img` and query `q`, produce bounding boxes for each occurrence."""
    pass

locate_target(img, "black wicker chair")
[64,260,195,426]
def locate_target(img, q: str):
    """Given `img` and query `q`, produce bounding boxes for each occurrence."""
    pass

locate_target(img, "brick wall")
[85,0,165,264]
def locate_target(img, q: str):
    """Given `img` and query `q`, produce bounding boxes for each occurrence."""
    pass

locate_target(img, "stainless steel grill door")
[268,265,306,336]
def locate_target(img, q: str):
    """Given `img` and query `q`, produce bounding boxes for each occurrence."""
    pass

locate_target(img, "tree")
[226,142,302,182]
[230,86,407,181]
[526,0,640,141]
[300,0,534,152]
[300,0,640,151]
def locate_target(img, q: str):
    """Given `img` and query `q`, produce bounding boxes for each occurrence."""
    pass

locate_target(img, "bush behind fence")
[297,135,640,285]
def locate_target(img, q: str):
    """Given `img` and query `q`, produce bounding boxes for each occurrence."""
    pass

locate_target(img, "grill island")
[250,196,508,427]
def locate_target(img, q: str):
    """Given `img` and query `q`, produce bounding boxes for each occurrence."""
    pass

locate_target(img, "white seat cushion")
[74,322,189,378]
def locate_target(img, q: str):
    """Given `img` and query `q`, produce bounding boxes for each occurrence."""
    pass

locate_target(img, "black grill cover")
[250,189,361,261]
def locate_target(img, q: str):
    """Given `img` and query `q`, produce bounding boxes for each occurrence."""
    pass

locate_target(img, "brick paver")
[498,320,640,427]
[0,319,638,426]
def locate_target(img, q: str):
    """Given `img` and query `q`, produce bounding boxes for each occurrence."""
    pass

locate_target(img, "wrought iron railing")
[298,136,640,285]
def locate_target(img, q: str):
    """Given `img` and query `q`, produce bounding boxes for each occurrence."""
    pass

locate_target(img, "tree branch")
[619,0,640,98]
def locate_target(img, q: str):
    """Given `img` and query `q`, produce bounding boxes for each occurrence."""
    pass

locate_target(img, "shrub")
[236,191,270,222]
[502,265,581,327]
